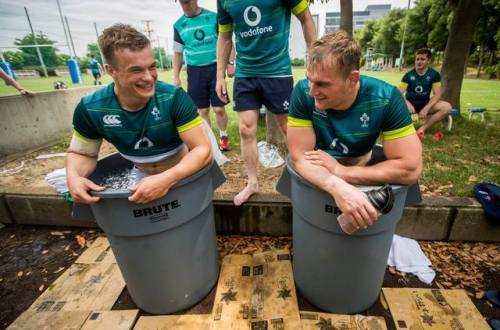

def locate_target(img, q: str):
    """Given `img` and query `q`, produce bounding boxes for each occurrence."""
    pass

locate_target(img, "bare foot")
[233,183,259,206]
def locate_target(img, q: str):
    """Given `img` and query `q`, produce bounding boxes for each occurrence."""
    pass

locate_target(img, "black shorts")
[233,77,293,114]
[92,71,101,80]
[187,63,227,109]
[407,99,428,113]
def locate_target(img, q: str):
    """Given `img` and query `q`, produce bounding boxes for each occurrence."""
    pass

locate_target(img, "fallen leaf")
[53,267,64,274]
[476,291,485,299]
[76,235,86,248]
[64,244,70,251]
[17,271,23,277]
[50,231,63,236]
[38,285,44,291]
[42,250,49,254]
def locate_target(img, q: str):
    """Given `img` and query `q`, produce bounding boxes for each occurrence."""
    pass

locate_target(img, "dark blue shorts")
[91,70,101,80]
[233,77,293,114]
[187,63,227,109]
[407,98,428,113]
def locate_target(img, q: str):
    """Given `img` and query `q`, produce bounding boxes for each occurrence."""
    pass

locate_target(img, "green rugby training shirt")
[288,76,415,159]
[72,81,202,163]
[400,67,441,104]
[173,8,218,67]
[217,0,308,78]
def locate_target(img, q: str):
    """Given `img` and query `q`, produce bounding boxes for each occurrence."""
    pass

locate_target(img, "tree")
[87,43,103,64]
[441,0,482,109]
[373,9,406,60]
[472,0,500,76]
[340,0,353,36]
[2,51,25,69]
[14,32,61,67]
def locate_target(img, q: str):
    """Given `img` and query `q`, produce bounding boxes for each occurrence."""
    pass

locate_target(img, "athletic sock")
[219,130,228,137]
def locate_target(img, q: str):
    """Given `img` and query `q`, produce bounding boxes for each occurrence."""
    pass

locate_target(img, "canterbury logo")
[243,6,261,27]
[102,114,121,126]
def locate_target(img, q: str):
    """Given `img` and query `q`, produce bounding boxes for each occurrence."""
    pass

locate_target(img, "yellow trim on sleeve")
[399,82,408,87]
[382,124,416,140]
[218,24,233,33]
[292,0,309,16]
[288,116,313,128]
[73,130,101,143]
[177,116,202,133]
[432,82,441,87]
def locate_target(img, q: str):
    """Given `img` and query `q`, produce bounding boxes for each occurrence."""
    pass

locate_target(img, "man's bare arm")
[128,124,213,204]
[296,8,316,49]
[216,31,232,103]
[172,52,184,87]
[336,134,423,185]
[65,151,104,203]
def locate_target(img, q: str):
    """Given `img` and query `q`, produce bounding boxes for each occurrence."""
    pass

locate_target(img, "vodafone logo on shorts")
[102,114,122,127]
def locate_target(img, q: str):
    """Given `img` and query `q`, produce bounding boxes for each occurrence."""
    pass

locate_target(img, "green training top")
[72,81,202,163]
[217,0,308,78]
[173,8,218,67]
[288,76,415,159]
[400,67,441,104]
[89,59,99,73]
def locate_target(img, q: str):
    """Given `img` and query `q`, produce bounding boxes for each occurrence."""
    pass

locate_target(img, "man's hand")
[419,106,430,119]
[173,76,182,88]
[328,177,379,230]
[67,176,105,204]
[304,150,342,175]
[226,64,235,78]
[216,77,228,103]
[128,173,173,204]
[19,89,34,97]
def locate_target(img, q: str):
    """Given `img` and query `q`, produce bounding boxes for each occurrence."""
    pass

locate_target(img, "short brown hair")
[308,31,361,78]
[416,48,432,59]
[98,24,150,66]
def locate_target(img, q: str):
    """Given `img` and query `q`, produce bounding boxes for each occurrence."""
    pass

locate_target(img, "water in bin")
[257,141,284,168]
[72,153,225,314]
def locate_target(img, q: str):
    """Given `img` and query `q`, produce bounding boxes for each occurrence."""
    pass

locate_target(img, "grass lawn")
[1,68,499,197]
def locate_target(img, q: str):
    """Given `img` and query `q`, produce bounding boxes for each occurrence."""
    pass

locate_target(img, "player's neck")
[114,85,149,112]
[337,81,360,111]
[416,67,428,75]
[185,6,201,17]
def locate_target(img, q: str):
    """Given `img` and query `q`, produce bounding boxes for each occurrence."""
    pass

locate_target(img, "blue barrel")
[0,61,16,85]
[67,59,82,84]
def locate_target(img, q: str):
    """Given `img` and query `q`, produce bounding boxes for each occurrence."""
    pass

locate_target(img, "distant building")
[324,4,391,33]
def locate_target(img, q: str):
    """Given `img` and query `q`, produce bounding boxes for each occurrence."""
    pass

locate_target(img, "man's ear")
[104,63,115,76]
[348,70,360,87]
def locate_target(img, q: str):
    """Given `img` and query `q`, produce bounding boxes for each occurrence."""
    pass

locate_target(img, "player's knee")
[239,122,256,139]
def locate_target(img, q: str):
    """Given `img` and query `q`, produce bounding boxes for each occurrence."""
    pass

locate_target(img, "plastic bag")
[257,141,284,168]
[203,120,229,166]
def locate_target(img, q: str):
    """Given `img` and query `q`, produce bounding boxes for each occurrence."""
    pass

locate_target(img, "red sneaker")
[416,131,425,140]
[219,136,230,151]
[432,131,444,141]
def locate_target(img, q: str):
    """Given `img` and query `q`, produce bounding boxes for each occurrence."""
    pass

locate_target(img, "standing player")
[89,54,103,86]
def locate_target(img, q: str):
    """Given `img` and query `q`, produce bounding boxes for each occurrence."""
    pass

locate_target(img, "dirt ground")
[0,141,282,196]
[0,226,498,330]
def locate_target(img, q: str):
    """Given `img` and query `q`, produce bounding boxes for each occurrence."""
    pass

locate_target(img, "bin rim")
[91,160,215,198]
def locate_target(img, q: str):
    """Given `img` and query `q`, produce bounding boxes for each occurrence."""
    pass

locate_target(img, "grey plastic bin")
[72,153,225,314]
[276,145,421,314]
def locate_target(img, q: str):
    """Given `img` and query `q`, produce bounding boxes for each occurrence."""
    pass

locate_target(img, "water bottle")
[337,185,395,234]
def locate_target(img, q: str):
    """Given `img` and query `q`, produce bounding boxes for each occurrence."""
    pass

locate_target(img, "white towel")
[45,168,68,193]
[387,234,435,284]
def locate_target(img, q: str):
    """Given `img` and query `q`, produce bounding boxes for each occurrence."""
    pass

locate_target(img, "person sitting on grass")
[287,31,422,232]
[0,67,34,96]
[66,24,212,204]
[399,48,452,139]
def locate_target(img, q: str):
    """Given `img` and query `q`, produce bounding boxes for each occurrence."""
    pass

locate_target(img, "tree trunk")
[340,0,353,36]
[476,43,484,78]
[265,112,287,155]
[441,0,481,110]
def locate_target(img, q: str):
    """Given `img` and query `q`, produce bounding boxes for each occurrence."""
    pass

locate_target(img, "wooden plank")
[81,310,139,330]
[134,314,211,330]
[299,311,387,330]
[28,263,125,312]
[210,254,253,330]
[382,288,490,329]
[249,249,301,330]
[7,311,90,330]
[75,237,116,264]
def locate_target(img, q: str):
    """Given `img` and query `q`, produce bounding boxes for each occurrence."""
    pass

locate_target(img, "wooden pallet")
[382,288,490,329]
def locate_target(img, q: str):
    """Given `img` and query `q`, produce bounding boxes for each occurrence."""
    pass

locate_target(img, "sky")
[0,0,412,57]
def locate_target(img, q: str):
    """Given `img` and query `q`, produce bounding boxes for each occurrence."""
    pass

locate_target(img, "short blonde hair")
[308,31,361,78]
[98,24,150,67]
